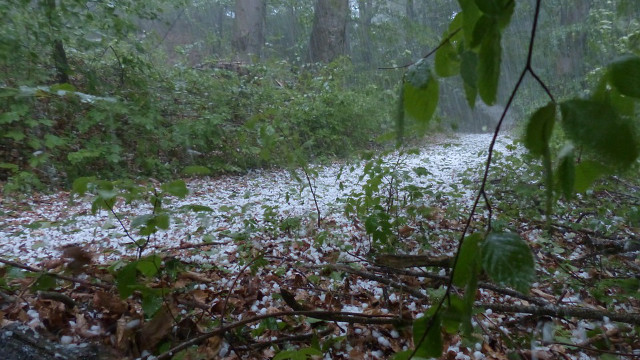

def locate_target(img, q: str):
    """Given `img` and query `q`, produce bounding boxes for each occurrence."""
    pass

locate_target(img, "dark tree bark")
[555,2,591,77]
[406,0,416,22]
[356,0,374,65]
[232,0,266,62]
[309,0,349,63]
[43,0,70,84]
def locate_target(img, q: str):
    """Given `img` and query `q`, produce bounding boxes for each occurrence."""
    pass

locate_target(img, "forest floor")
[0,132,639,359]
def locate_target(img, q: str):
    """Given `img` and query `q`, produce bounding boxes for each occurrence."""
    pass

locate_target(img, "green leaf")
[608,55,640,98]
[453,233,483,287]
[44,134,65,149]
[182,165,211,176]
[574,160,607,193]
[460,51,478,107]
[435,23,461,78]
[391,350,426,360]
[435,40,459,77]
[0,163,19,173]
[116,261,139,299]
[403,61,439,124]
[137,255,162,277]
[560,99,639,168]
[524,103,556,157]
[475,0,514,28]
[132,213,170,236]
[471,15,494,48]
[131,214,153,229]
[458,0,482,46]
[413,313,443,358]
[180,204,214,212]
[140,287,164,317]
[273,347,322,360]
[477,21,501,105]
[556,145,575,199]
[482,232,535,293]
[156,213,170,229]
[441,295,473,334]
[32,274,57,291]
[161,180,188,198]
[4,130,25,141]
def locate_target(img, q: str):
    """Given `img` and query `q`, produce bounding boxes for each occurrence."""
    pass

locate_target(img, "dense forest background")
[2,0,639,192]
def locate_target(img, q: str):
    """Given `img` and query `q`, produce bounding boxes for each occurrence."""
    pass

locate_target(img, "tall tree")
[356,0,375,65]
[232,0,266,62]
[309,0,349,63]
[43,0,70,84]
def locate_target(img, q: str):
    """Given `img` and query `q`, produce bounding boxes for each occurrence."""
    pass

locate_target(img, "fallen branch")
[313,263,549,307]
[380,265,550,307]
[479,303,640,326]
[306,264,427,299]
[156,310,406,360]
[236,327,335,351]
[373,254,452,268]
[0,257,112,290]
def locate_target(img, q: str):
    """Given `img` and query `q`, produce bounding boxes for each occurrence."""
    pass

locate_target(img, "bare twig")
[378,27,461,70]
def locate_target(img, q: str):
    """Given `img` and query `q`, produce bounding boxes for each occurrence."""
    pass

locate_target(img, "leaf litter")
[1,133,639,359]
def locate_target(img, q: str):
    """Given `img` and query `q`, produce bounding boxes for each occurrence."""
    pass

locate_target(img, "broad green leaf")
[441,295,472,334]
[574,160,607,193]
[116,261,139,298]
[161,179,188,198]
[458,0,482,45]
[560,99,639,168]
[182,165,211,176]
[608,55,640,98]
[556,145,575,199]
[474,0,514,28]
[273,347,322,360]
[435,39,460,77]
[435,14,463,78]
[453,233,483,287]
[471,15,494,48]
[413,313,443,358]
[391,350,428,360]
[154,213,170,230]
[477,21,501,105]
[403,61,439,124]
[32,274,56,291]
[97,189,118,201]
[474,0,500,15]
[137,255,162,277]
[460,51,478,107]
[524,103,556,157]
[140,287,164,317]
[482,232,535,293]
[131,214,154,229]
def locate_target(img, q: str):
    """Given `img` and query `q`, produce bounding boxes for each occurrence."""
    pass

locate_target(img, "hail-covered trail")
[0,133,516,266]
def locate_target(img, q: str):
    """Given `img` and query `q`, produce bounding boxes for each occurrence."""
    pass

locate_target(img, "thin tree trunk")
[309,0,349,63]
[43,0,70,84]
[232,0,266,62]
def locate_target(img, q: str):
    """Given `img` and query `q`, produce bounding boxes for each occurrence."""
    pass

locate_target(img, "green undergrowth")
[0,58,396,194]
